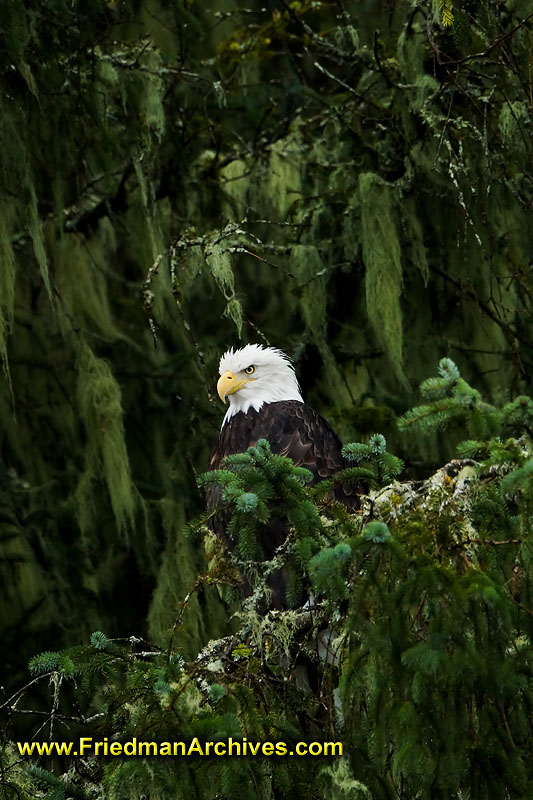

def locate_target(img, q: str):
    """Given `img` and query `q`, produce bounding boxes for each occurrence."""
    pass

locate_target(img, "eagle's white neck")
[222,386,303,426]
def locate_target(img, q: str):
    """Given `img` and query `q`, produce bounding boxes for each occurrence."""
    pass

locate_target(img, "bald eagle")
[207,345,362,606]
[209,344,361,496]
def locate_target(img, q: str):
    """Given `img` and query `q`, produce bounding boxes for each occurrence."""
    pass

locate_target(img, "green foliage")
[1,0,533,796]
[90,630,110,650]
[402,360,533,528]
[398,358,507,437]
[27,765,88,800]
[199,439,327,603]
[10,360,533,799]
[309,542,352,601]
[28,651,63,676]
[0,744,36,800]
[208,682,226,704]
[435,0,455,27]
[1,0,531,674]
[499,101,530,163]
[342,433,404,486]
[501,458,533,504]
[361,520,391,544]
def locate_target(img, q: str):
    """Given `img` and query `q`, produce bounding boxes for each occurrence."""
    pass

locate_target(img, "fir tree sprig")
[198,439,323,563]
[342,433,404,485]
[398,358,533,440]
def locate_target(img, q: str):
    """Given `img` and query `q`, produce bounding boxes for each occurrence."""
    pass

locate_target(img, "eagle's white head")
[217,344,303,425]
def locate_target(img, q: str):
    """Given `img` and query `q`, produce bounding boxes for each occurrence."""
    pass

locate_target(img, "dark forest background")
[1,0,532,798]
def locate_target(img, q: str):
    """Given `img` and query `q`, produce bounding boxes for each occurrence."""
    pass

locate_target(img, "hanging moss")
[26,174,53,301]
[174,242,204,293]
[402,199,429,285]
[220,158,250,220]
[0,202,16,381]
[75,340,136,536]
[48,224,120,340]
[499,100,530,165]
[147,498,228,658]
[0,499,50,633]
[290,245,353,407]
[264,130,304,219]
[290,244,327,335]
[132,158,163,264]
[205,243,242,337]
[359,172,406,387]
[138,51,166,144]
[397,28,424,84]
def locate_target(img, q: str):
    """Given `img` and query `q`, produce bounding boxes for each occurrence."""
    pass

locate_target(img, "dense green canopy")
[0,0,532,797]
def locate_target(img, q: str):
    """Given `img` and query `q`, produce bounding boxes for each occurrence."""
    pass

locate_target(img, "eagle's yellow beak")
[217,371,254,403]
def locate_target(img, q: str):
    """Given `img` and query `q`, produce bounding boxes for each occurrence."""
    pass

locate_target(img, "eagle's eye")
[244,365,256,375]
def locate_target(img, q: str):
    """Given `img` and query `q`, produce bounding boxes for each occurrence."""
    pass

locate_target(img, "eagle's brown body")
[207,399,362,606]
[210,398,340,468]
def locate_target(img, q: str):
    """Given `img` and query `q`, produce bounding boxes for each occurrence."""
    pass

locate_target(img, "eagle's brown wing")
[208,400,361,510]
[207,400,363,607]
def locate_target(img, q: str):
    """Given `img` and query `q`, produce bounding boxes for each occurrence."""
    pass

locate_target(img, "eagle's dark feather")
[207,400,361,607]
[209,400,359,508]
